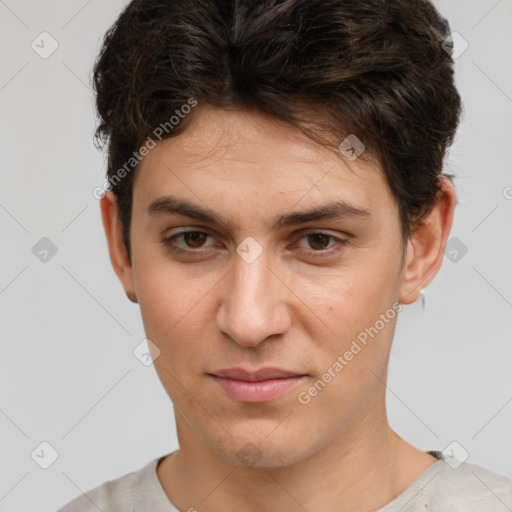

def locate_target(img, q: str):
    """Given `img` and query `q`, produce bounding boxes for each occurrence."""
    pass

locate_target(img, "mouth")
[208,367,308,403]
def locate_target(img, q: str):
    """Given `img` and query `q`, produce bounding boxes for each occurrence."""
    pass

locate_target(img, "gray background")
[1,1,511,510]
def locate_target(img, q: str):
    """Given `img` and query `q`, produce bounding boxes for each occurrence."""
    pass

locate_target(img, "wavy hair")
[93,0,462,260]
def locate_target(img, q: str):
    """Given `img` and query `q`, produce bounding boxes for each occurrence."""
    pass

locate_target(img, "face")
[121,105,412,467]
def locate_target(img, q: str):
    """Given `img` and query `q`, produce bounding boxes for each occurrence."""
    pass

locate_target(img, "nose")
[216,249,292,348]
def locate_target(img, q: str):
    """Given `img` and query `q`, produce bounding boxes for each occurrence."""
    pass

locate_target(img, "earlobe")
[399,178,456,305]
[126,292,139,303]
[99,190,137,302]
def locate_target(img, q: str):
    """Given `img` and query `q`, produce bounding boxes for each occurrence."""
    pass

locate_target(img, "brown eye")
[294,231,348,259]
[183,231,208,248]
[162,229,218,254]
[306,233,332,250]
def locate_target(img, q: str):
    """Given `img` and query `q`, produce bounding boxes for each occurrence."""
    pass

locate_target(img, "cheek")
[133,243,213,333]
[297,262,400,341]
[295,288,397,429]
[137,270,214,406]
[133,261,219,379]
[294,266,399,405]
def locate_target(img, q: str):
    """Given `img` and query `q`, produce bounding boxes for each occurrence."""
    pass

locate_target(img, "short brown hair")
[93,0,462,261]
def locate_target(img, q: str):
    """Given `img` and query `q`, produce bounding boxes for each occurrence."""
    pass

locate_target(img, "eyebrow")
[147,195,372,231]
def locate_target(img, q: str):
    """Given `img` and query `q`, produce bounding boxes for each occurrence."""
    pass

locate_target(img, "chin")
[207,423,319,469]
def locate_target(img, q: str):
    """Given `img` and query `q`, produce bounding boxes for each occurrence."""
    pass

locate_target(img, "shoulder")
[56,458,158,512]
[430,454,512,510]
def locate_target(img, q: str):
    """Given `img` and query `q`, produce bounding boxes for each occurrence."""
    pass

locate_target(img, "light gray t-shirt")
[58,450,512,511]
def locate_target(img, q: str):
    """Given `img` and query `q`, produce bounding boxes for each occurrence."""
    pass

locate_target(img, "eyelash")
[161,229,348,259]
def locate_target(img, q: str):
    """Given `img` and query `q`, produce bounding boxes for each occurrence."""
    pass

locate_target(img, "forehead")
[133,104,397,227]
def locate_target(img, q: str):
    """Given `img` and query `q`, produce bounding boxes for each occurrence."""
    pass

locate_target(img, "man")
[59,0,512,510]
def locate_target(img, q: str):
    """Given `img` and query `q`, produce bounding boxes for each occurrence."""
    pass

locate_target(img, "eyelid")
[163,227,219,248]
[164,226,213,238]
[292,229,348,254]
[297,228,347,238]
[162,227,348,257]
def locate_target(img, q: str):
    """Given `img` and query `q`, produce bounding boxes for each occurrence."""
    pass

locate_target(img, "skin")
[101,104,456,512]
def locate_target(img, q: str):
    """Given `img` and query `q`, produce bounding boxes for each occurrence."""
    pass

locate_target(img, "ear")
[100,190,137,302]
[399,178,456,304]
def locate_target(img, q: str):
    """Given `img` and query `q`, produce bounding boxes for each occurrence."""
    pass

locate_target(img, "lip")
[209,367,307,403]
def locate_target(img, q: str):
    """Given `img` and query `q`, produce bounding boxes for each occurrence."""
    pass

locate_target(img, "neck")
[157,392,437,512]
